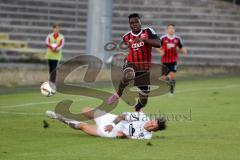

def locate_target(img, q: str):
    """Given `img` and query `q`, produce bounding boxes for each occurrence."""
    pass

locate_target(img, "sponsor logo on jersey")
[167,43,175,49]
[131,42,145,50]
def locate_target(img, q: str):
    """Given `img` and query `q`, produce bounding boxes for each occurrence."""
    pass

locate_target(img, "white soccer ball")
[40,81,56,97]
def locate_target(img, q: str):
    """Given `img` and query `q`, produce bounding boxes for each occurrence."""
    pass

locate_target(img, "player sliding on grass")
[108,13,161,111]
[45,108,166,139]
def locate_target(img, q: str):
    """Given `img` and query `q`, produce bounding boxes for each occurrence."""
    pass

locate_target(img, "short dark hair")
[52,23,59,28]
[167,23,175,27]
[156,117,166,131]
[128,13,141,20]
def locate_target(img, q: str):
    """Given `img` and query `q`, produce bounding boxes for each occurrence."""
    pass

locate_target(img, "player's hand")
[104,124,113,132]
[156,48,165,56]
[181,48,187,55]
[52,48,57,52]
[159,49,165,56]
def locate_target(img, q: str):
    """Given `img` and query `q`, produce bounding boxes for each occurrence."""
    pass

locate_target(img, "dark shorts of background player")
[123,62,150,91]
[162,62,178,76]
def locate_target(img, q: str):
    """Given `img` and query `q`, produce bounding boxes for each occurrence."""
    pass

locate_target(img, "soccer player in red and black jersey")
[156,24,187,95]
[108,13,161,111]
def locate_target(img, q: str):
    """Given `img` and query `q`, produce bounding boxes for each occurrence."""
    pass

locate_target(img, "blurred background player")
[108,13,161,111]
[45,107,166,139]
[156,24,187,95]
[45,23,65,84]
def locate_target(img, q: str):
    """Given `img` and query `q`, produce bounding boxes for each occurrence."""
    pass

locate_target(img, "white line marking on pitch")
[0,84,239,116]
[0,100,61,109]
[0,111,43,116]
[0,99,86,109]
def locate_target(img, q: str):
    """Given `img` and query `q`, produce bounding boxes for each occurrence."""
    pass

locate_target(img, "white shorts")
[94,110,122,138]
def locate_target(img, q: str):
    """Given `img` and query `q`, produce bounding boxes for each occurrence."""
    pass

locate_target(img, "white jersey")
[94,110,152,139]
[120,112,152,139]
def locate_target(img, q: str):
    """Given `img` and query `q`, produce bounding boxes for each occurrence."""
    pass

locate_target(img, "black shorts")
[162,62,177,76]
[123,62,150,91]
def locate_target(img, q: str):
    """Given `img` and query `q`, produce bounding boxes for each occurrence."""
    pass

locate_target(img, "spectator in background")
[45,23,65,84]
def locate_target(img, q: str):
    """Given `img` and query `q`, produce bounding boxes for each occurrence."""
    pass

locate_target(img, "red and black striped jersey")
[122,27,158,70]
[160,35,184,63]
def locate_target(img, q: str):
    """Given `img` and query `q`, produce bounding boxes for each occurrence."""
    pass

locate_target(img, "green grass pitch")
[0,77,240,160]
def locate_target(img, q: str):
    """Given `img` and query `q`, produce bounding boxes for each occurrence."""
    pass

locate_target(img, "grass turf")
[0,77,240,160]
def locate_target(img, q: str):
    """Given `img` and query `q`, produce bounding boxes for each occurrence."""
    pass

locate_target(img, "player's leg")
[45,110,99,136]
[75,123,99,137]
[82,107,95,119]
[46,110,84,129]
[169,63,177,94]
[133,71,150,111]
[65,121,99,137]
[108,66,135,104]
[135,85,150,111]
[48,59,58,83]
[169,72,176,94]
[161,63,170,81]
[118,67,135,95]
